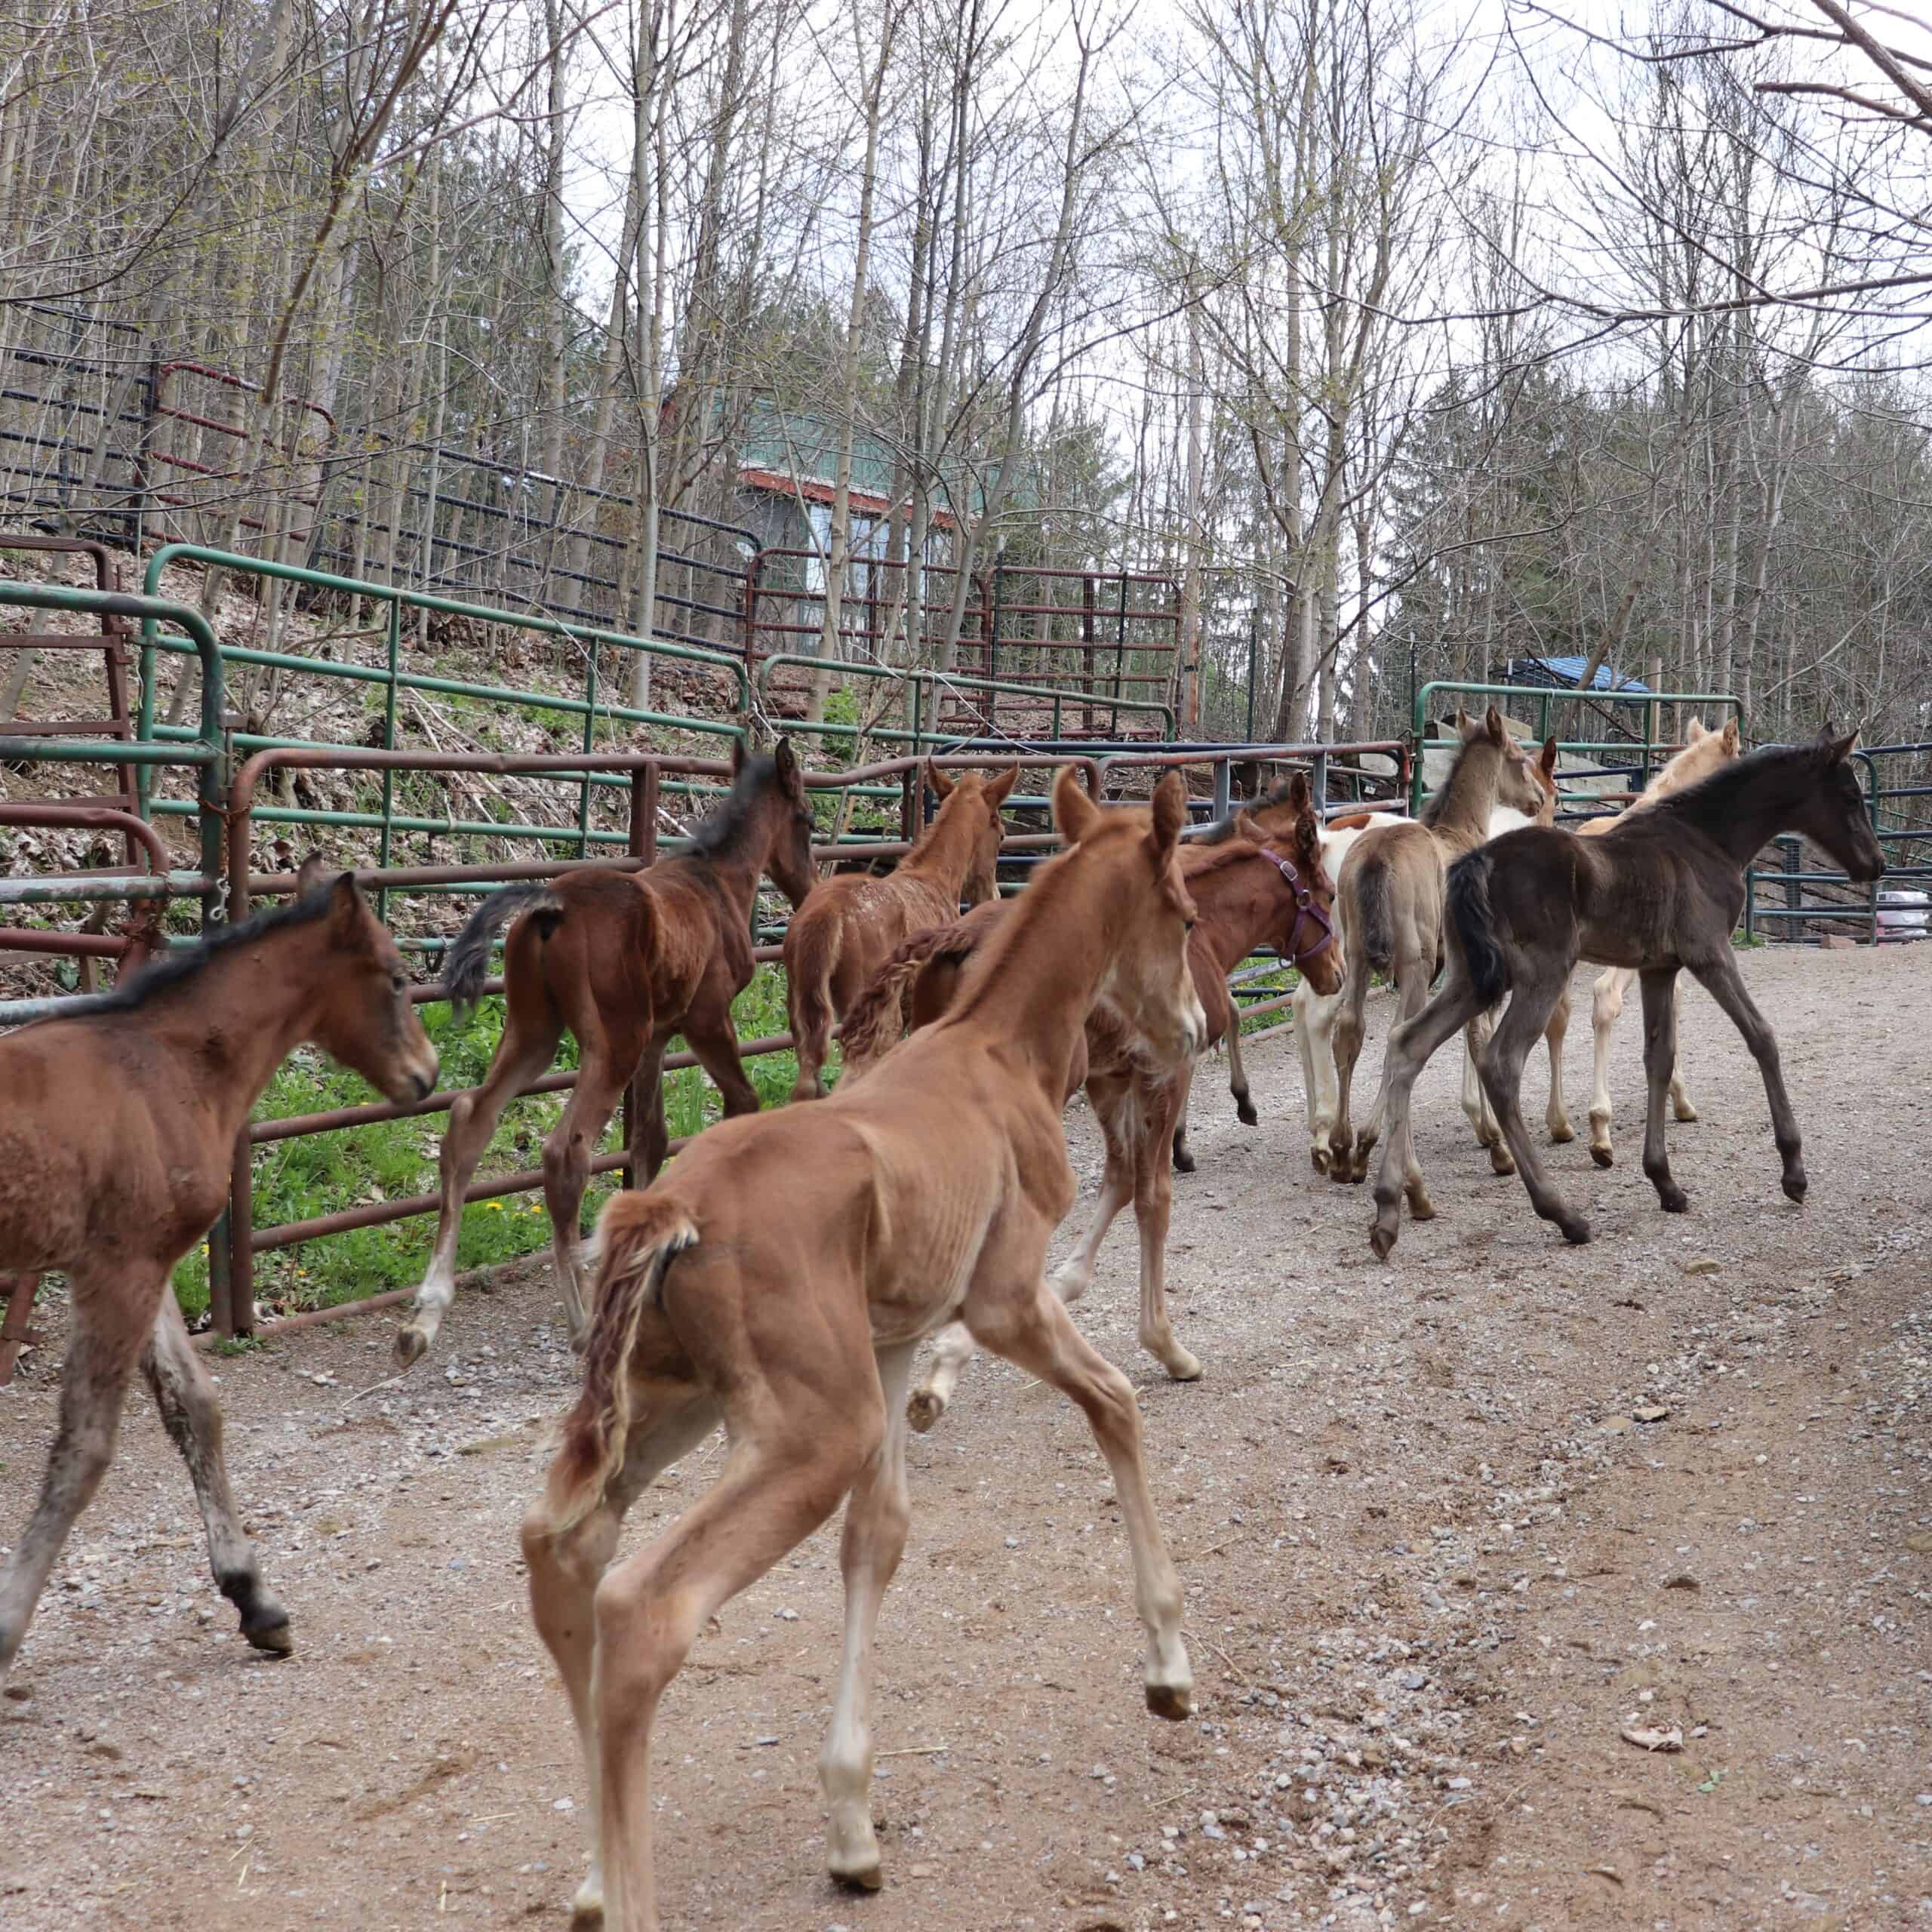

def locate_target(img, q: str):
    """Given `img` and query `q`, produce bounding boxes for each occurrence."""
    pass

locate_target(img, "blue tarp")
[1506,655,1651,694]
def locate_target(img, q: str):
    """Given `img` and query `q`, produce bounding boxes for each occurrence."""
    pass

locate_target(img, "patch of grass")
[171,965,806,1321]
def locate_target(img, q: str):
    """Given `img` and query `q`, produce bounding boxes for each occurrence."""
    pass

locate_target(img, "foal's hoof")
[1589,1144,1614,1171]
[1558,1215,1592,1245]
[1673,1100,1700,1123]
[1310,1146,1331,1176]
[1487,1144,1516,1177]
[394,1322,430,1368]
[243,1617,294,1658]
[906,1389,946,1435]
[1783,1171,1807,1204]
[1657,1186,1689,1214]
[1549,1119,1577,1145]
[1146,1679,1194,1721]
[829,1853,884,1894]
[1236,1097,1259,1127]
[1367,1213,1399,1262]
[570,1877,605,1926]
[1158,1346,1203,1383]
[1172,1143,1197,1175]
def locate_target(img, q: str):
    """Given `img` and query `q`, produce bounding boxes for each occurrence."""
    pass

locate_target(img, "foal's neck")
[900,797,977,893]
[143,931,337,1139]
[1425,740,1508,841]
[1191,851,1287,973]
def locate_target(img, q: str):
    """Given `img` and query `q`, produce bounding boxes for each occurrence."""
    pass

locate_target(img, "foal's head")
[1235,771,1343,998]
[1438,706,1547,823]
[1055,767,1204,1066]
[927,760,1019,906]
[1790,726,1885,884]
[724,735,817,908]
[292,857,440,1104]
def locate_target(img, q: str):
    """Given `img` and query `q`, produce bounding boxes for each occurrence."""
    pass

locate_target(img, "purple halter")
[1258,848,1335,964]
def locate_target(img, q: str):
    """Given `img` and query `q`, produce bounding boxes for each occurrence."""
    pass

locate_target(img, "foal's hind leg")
[1295,980,1341,1173]
[1170,1056,1201,1174]
[521,1390,723,1924]
[0,1266,152,1682]
[1637,968,1689,1214]
[1587,966,1633,1168]
[399,1000,563,1364]
[1462,1006,1516,1175]
[1354,950,1429,1191]
[143,1294,290,1656]
[1477,966,1590,1245]
[1688,951,1807,1203]
[820,1344,917,1890]
[1366,974,1486,1261]
[1326,964,1374,1181]
[1135,1083,1201,1382]
[1545,987,1575,1143]
[543,1035,639,1348]
[1667,976,1698,1122]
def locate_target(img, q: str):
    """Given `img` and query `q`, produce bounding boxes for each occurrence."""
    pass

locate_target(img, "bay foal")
[1366,729,1884,1258]
[783,759,1017,1099]
[0,863,438,1683]
[396,741,815,1362]
[520,770,1204,1931]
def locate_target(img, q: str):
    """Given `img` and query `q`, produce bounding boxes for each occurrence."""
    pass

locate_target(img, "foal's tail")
[1446,850,1508,1007]
[838,922,972,1078]
[1352,853,1395,977]
[444,884,562,1013]
[546,1194,700,1534]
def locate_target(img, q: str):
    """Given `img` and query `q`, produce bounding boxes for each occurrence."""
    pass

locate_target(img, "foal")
[839,773,1340,1421]
[397,740,816,1364]
[1327,709,1549,1204]
[1365,728,1883,1258]
[784,760,1017,1100]
[0,863,438,1683]
[1582,718,1742,1164]
[520,770,1204,1931]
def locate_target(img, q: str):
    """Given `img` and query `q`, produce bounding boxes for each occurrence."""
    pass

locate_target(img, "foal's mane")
[1639,740,1816,829]
[99,890,334,1012]
[683,752,787,857]
[1196,775,1300,845]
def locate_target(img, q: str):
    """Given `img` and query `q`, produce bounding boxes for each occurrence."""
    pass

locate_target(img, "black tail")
[1446,850,1507,1006]
[1355,854,1395,975]
[444,884,561,1012]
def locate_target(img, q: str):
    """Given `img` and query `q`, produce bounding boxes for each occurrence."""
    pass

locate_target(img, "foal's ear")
[326,871,370,941]
[1685,716,1706,744]
[925,758,955,801]
[1149,770,1188,859]
[1283,769,1312,813]
[1829,729,1859,763]
[1454,707,1475,740]
[1540,735,1559,780]
[985,762,1020,807]
[773,737,802,791]
[1052,764,1101,844]
[1721,718,1740,755]
[294,853,331,898]
[1483,705,1508,746]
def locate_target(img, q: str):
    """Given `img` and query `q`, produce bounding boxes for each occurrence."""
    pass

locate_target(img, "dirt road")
[3,943,1927,1930]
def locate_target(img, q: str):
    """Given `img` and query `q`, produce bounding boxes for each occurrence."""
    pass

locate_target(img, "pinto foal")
[519,770,1204,1932]
[0,863,437,1683]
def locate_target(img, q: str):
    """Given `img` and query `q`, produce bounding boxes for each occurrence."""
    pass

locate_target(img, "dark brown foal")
[0,861,438,1683]
[1366,728,1884,1258]
[398,740,815,1363]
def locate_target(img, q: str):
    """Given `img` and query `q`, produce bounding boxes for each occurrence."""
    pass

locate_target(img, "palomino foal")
[784,759,1017,1100]
[520,770,1204,1932]
[0,863,438,1683]
[396,741,816,1363]
[1366,729,1884,1258]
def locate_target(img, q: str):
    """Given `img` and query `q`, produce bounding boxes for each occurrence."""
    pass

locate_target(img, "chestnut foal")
[838,772,1340,1420]
[0,862,438,1684]
[1367,729,1884,1258]
[519,771,1204,1931]
[396,740,816,1363]
[783,759,1017,1100]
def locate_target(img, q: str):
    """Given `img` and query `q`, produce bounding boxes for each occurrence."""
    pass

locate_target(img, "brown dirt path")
[2,942,1927,1931]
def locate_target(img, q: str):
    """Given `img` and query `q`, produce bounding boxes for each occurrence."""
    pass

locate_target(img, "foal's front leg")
[1135,1083,1201,1382]
[143,1294,291,1656]
[1689,951,1807,1202]
[1637,967,1688,1213]
[1545,987,1575,1143]
[1462,1005,1515,1174]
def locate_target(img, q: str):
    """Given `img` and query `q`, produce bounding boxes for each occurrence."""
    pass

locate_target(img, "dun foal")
[396,741,815,1363]
[1581,717,1742,1163]
[783,759,1017,1100]
[1327,709,1549,1205]
[0,863,438,1683]
[520,770,1204,1932]
[1366,728,1883,1258]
